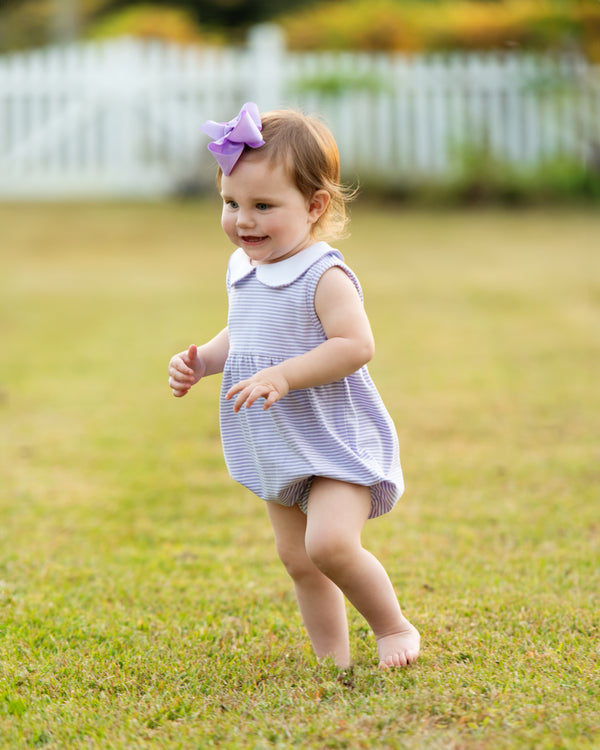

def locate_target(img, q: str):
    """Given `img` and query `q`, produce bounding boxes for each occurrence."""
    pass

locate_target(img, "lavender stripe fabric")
[219,242,404,519]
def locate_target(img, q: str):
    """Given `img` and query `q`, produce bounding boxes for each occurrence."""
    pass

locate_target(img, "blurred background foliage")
[284,0,600,60]
[1,0,599,60]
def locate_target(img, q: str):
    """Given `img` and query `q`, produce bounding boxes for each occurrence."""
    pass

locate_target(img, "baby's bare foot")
[376,621,420,668]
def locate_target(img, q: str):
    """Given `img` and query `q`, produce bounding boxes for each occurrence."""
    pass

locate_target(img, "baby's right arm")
[168,327,229,397]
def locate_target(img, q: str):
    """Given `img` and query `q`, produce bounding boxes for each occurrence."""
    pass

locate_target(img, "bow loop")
[201,102,264,175]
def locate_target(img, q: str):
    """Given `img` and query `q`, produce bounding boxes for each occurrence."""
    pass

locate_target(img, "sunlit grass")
[0,201,598,749]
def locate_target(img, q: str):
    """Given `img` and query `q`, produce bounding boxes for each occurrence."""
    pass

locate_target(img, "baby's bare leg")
[305,478,420,669]
[267,502,351,668]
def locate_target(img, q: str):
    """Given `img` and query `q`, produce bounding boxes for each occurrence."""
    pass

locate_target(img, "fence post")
[246,24,285,110]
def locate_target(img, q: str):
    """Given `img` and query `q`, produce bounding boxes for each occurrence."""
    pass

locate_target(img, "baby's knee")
[305,533,355,576]
[275,541,315,582]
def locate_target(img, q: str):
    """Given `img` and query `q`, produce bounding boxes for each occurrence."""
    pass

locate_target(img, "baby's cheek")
[221,216,236,243]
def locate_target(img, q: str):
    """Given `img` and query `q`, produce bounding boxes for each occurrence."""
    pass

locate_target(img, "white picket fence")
[0,24,598,198]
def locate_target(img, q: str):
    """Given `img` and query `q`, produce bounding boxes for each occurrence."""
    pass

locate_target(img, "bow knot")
[201,102,264,175]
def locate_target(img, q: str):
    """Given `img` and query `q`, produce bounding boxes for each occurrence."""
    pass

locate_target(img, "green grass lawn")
[0,201,598,749]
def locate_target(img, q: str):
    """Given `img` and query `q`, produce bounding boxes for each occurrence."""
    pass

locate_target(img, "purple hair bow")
[201,102,264,175]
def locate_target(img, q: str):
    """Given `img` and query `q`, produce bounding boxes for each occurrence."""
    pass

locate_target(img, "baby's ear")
[308,190,331,222]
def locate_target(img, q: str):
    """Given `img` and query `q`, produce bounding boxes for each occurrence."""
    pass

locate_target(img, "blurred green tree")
[81,0,317,30]
[0,0,319,49]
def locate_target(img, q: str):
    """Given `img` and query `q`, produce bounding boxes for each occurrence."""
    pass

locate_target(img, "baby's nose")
[236,209,255,228]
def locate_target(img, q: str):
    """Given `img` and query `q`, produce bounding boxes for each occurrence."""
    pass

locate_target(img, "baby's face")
[220,153,326,265]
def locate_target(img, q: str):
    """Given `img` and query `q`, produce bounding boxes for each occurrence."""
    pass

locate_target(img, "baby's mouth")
[241,235,268,245]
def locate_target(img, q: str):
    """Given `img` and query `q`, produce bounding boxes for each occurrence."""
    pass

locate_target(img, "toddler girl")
[168,102,420,669]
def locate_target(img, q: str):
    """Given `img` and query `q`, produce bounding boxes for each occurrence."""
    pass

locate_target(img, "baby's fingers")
[262,390,280,410]
[226,381,277,412]
[170,358,194,378]
[242,385,274,411]
[171,385,190,398]
[225,379,248,401]
[225,380,250,412]
[233,385,260,412]
[169,367,194,389]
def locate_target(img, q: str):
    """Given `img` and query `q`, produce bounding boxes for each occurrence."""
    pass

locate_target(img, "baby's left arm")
[226,266,375,411]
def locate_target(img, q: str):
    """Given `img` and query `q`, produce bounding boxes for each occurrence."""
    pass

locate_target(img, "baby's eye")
[256,202,270,211]
[225,200,238,209]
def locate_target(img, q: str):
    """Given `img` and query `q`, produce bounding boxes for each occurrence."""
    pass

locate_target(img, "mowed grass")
[0,201,598,749]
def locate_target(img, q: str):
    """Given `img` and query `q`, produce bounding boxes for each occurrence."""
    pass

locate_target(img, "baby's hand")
[168,345,206,397]
[226,367,290,412]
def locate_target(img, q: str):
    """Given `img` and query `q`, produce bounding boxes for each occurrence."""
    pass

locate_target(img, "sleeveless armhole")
[305,255,364,333]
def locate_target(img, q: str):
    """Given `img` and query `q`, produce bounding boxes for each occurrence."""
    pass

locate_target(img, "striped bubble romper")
[219,241,404,519]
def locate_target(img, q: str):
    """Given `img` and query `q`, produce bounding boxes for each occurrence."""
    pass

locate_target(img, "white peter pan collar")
[228,242,342,289]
